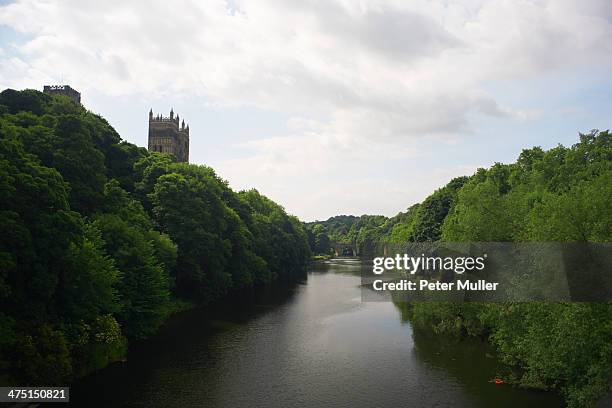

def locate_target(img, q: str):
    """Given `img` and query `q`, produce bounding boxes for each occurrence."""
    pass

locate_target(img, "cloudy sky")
[1,0,611,221]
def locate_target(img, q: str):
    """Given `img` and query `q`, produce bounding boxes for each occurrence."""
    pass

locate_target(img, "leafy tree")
[0,136,121,383]
[151,169,232,300]
[91,181,174,339]
[411,176,468,241]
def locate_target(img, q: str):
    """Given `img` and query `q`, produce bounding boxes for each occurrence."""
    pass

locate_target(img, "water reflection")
[62,258,563,408]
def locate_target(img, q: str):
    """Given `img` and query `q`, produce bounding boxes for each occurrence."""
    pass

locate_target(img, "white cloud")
[1,0,611,219]
[4,1,610,109]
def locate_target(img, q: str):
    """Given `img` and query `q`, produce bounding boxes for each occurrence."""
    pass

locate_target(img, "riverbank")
[310,254,332,261]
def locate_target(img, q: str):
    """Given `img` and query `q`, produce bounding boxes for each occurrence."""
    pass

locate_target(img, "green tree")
[92,181,175,339]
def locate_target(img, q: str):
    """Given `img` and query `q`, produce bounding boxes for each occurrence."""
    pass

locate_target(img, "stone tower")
[43,85,81,104]
[148,108,190,162]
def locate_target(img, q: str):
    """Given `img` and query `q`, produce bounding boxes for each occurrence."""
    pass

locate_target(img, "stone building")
[148,109,190,162]
[43,85,81,104]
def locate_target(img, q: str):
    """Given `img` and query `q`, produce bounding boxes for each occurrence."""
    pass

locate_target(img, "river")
[64,258,563,407]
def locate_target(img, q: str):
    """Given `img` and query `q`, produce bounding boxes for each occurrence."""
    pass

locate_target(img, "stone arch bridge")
[331,242,359,257]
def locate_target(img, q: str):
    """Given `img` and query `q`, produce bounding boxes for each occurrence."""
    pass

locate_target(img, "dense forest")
[310,131,612,407]
[0,89,310,385]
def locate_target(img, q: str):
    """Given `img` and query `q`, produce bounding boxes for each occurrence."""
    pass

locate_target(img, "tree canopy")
[0,89,310,385]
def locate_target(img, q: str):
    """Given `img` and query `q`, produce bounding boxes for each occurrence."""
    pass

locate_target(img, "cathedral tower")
[148,108,190,162]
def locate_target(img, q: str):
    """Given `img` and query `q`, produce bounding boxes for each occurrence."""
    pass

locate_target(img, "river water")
[65,258,563,407]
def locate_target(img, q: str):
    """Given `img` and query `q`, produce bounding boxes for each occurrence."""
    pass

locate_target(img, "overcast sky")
[1,0,611,221]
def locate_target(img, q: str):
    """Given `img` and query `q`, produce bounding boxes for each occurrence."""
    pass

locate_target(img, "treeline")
[307,176,469,254]
[0,89,310,385]
[327,131,612,407]
[306,175,468,255]
[306,215,387,255]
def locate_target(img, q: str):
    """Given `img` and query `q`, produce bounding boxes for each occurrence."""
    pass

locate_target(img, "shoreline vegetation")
[307,131,611,407]
[310,254,333,261]
[0,88,610,407]
[0,89,310,386]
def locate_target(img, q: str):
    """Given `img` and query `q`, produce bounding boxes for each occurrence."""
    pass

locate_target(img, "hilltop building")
[148,109,190,162]
[43,85,81,104]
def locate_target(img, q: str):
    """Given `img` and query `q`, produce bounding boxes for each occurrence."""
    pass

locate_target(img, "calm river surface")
[65,258,563,407]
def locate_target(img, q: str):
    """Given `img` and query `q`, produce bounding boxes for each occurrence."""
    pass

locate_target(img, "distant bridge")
[331,242,358,257]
